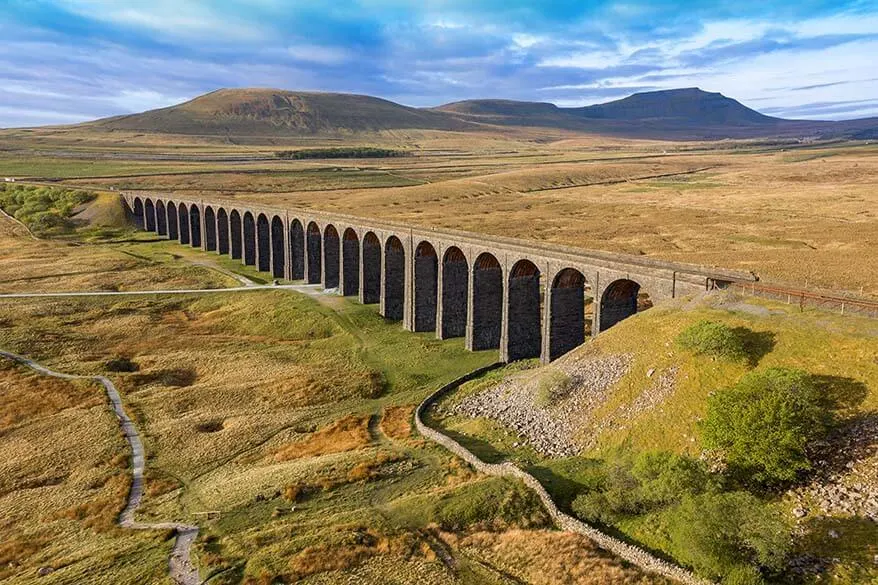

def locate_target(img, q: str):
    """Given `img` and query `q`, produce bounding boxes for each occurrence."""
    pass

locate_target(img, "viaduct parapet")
[123,193,754,363]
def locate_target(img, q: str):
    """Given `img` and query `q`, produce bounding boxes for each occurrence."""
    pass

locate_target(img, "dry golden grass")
[457,529,675,585]
[271,415,371,462]
[380,405,414,441]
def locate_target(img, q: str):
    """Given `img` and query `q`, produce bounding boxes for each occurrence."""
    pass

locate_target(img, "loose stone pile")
[445,354,632,457]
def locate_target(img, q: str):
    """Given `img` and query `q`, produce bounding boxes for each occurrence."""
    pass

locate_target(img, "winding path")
[0,350,201,585]
[415,365,713,585]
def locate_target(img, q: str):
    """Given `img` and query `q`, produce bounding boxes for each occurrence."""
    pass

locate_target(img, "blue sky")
[2,0,878,127]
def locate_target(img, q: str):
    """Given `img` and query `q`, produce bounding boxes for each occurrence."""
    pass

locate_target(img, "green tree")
[701,367,834,487]
[669,491,790,583]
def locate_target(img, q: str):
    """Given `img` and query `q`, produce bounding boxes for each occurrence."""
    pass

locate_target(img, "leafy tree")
[668,491,790,583]
[701,367,834,487]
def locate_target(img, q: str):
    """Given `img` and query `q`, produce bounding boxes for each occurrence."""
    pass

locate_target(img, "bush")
[571,450,717,523]
[0,184,95,236]
[104,356,139,372]
[668,491,790,582]
[274,147,408,160]
[701,368,835,487]
[676,320,749,362]
[535,369,572,407]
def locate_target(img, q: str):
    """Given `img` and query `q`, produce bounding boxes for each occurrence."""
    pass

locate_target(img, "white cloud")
[287,44,351,65]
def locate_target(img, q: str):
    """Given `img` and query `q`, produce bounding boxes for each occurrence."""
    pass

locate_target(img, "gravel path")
[0,350,202,585]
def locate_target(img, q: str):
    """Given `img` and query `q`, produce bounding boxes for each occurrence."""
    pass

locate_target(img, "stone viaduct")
[124,193,754,363]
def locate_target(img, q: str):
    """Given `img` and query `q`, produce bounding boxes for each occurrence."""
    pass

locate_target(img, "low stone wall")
[414,365,714,585]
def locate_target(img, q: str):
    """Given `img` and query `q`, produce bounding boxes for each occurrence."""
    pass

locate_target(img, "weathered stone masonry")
[124,193,753,363]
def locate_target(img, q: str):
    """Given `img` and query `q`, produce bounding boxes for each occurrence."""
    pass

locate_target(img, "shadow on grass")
[434,426,508,464]
[731,327,776,367]
[785,516,878,584]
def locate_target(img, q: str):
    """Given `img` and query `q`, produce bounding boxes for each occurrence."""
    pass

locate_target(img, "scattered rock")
[828,530,840,539]
[793,507,807,519]
[646,368,655,378]
[37,567,54,577]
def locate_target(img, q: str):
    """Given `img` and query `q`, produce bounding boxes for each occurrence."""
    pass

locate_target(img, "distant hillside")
[572,88,777,124]
[79,87,878,141]
[91,88,473,136]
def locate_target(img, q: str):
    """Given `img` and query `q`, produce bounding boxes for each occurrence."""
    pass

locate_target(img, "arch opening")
[230,210,242,259]
[178,203,190,245]
[342,228,360,296]
[256,214,270,272]
[204,206,217,251]
[271,216,285,278]
[548,268,592,361]
[130,198,145,230]
[441,247,468,339]
[507,259,541,360]
[414,241,438,332]
[216,208,229,254]
[189,205,202,248]
[383,236,405,321]
[242,212,256,266]
[599,279,651,331]
[289,219,305,280]
[167,202,179,240]
[144,199,156,232]
[323,225,340,289]
[306,222,321,284]
[472,252,502,350]
[155,200,167,236]
[362,232,381,304]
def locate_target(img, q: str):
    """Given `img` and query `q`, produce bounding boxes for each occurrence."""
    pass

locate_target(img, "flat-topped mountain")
[91,88,473,135]
[81,87,878,140]
[572,88,777,125]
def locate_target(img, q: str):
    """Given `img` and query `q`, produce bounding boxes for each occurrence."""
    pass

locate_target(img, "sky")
[2,0,878,127]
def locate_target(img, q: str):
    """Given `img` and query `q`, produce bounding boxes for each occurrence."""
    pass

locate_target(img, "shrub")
[535,369,572,407]
[668,491,790,582]
[571,450,717,523]
[676,320,749,362]
[104,356,139,372]
[0,184,95,236]
[701,368,835,487]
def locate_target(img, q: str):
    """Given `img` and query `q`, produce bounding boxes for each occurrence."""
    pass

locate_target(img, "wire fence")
[721,280,878,319]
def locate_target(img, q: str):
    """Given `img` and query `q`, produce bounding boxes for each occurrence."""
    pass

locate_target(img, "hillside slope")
[76,87,878,140]
[90,88,474,136]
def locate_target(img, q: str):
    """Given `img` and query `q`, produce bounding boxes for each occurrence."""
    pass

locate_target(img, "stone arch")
[256,213,270,272]
[471,252,502,350]
[216,208,229,254]
[204,206,217,251]
[189,205,202,248]
[230,210,242,259]
[323,224,340,289]
[383,236,405,321]
[242,211,256,266]
[362,232,381,304]
[342,228,360,296]
[271,216,285,278]
[144,198,156,232]
[548,268,592,361]
[178,203,190,245]
[414,241,438,332]
[155,200,167,236]
[599,278,651,331]
[167,202,179,240]
[131,197,145,229]
[306,222,321,283]
[506,259,541,361]
[441,246,468,339]
[289,219,305,280]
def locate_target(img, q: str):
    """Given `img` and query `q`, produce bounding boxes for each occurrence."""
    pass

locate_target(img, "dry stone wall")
[414,365,714,585]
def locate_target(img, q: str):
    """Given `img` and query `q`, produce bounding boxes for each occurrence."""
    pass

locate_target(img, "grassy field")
[0,205,681,584]
[432,294,878,584]
[1,127,876,297]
